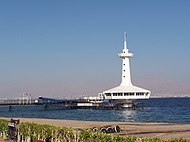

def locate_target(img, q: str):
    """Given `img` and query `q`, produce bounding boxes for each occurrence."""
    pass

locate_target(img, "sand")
[1,117,190,140]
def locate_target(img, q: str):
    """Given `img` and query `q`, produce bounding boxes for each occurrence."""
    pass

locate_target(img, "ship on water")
[38,32,151,109]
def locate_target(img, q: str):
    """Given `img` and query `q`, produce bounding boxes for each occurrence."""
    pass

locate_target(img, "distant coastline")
[150,95,190,98]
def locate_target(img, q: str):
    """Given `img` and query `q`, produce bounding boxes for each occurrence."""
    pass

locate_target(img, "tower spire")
[124,32,127,50]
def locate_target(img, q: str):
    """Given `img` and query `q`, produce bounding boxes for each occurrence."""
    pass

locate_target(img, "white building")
[103,32,151,100]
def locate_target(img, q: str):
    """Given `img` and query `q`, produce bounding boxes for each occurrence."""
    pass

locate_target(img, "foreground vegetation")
[0,119,190,142]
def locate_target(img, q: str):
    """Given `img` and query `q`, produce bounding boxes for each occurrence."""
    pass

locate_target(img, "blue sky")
[0,0,190,98]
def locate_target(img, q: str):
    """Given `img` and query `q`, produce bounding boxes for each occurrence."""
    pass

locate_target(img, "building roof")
[103,85,150,93]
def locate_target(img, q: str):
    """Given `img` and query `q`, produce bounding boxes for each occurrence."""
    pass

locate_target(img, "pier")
[0,94,38,106]
[0,96,144,111]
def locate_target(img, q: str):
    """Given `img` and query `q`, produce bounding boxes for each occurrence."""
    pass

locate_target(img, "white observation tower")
[103,32,151,100]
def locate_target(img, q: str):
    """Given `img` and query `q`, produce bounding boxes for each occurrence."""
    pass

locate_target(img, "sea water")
[0,98,190,124]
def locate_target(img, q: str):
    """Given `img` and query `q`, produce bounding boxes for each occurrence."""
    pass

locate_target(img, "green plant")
[0,119,8,135]
[10,121,190,142]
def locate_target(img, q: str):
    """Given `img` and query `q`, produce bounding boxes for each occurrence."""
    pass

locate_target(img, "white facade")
[119,32,133,86]
[103,32,151,100]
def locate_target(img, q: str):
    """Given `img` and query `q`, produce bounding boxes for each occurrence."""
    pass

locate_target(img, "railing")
[0,97,35,106]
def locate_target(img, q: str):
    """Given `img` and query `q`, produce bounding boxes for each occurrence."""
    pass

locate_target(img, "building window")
[105,93,111,96]
[118,93,123,96]
[123,64,125,66]
[124,93,134,96]
[124,93,129,96]
[124,70,125,72]
[130,93,134,96]
[123,76,125,78]
[136,92,145,96]
[113,93,117,96]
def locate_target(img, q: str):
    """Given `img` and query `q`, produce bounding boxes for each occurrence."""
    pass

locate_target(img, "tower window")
[124,70,125,72]
[123,64,125,66]
[123,76,125,78]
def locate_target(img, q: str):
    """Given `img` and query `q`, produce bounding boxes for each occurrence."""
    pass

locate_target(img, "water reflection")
[118,110,137,121]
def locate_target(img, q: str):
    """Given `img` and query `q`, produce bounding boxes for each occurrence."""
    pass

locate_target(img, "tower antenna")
[124,32,128,49]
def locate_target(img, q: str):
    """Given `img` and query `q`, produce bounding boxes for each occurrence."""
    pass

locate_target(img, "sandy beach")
[1,117,190,140]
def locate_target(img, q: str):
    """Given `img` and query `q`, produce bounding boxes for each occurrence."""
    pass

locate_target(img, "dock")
[0,96,144,111]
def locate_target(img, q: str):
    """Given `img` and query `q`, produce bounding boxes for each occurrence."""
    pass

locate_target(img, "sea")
[0,97,190,124]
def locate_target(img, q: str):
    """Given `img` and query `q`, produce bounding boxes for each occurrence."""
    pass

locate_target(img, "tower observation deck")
[103,32,151,100]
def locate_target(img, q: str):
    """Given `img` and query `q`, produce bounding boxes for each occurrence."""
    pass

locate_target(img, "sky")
[0,0,190,98]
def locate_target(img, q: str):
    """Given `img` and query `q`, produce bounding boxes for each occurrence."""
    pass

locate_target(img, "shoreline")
[1,117,190,140]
